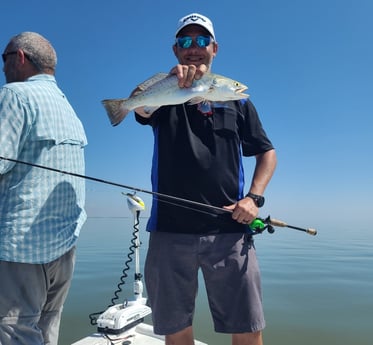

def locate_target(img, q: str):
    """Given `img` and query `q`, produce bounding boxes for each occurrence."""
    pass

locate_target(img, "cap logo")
[183,14,207,23]
[176,13,215,40]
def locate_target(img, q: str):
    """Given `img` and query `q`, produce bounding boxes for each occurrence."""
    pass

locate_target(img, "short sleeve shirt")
[136,99,273,234]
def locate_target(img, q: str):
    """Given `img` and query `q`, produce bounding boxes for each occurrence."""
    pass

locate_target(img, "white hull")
[71,322,208,345]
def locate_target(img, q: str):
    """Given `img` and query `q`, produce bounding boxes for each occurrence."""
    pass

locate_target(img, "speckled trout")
[102,72,249,126]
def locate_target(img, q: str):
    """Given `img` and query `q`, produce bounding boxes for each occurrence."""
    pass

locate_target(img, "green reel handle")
[249,218,265,230]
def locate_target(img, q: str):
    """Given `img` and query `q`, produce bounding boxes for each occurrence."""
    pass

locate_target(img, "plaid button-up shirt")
[0,74,87,263]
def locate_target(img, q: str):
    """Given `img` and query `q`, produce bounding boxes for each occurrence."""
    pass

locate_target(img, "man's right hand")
[169,64,208,88]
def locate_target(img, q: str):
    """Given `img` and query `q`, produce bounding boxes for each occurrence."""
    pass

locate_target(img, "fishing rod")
[0,155,225,213]
[249,216,317,236]
[0,156,317,236]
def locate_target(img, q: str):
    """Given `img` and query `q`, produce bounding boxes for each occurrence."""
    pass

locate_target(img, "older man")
[0,32,87,345]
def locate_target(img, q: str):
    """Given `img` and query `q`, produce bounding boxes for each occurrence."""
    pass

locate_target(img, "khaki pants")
[0,247,75,345]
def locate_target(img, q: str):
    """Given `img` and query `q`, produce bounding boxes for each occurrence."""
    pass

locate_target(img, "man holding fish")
[105,13,277,345]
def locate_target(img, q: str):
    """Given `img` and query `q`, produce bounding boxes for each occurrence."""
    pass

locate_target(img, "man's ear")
[172,44,178,58]
[212,42,218,57]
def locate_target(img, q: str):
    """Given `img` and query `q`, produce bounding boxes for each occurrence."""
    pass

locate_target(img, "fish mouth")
[236,86,249,95]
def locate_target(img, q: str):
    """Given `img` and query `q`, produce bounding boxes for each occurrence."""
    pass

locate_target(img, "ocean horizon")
[59,217,372,345]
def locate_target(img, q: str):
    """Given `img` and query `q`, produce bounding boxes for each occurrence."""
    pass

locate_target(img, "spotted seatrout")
[102,72,249,126]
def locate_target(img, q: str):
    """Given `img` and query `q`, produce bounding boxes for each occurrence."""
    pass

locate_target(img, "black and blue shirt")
[135,99,274,234]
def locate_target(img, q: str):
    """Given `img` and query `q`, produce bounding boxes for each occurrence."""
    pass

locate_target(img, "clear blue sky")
[1,0,372,229]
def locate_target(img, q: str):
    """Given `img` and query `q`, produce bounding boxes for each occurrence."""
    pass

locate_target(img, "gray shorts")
[0,247,76,345]
[144,232,265,335]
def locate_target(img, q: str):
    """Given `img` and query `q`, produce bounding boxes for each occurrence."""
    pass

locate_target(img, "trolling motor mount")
[96,193,151,334]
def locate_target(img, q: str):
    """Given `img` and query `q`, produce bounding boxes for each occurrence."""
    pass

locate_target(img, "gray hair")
[9,32,57,72]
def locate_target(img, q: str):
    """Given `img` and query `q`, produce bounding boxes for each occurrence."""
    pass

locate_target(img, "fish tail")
[101,98,130,126]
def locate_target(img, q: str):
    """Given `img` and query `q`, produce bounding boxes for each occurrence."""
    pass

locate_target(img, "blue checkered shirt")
[0,74,87,263]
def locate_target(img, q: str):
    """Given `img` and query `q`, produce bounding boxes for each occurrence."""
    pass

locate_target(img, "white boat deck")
[72,322,208,345]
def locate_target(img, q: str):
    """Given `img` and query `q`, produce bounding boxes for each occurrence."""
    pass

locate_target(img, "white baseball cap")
[175,13,216,40]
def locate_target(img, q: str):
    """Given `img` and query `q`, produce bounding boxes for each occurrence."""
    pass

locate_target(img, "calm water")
[60,217,372,345]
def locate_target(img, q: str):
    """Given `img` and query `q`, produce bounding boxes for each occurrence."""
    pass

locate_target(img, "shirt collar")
[26,74,56,83]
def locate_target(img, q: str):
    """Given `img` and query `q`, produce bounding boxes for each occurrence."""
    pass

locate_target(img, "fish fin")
[137,73,169,91]
[143,106,160,115]
[188,97,206,105]
[101,98,130,126]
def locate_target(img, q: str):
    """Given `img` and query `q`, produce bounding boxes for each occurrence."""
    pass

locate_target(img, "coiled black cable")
[88,212,140,326]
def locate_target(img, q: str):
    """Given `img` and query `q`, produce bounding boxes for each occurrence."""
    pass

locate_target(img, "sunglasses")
[2,51,32,63]
[176,36,212,49]
[2,51,17,63]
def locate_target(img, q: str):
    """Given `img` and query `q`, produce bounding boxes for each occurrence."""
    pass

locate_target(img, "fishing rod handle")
[269,218,317,236]
[268,218,287,227]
